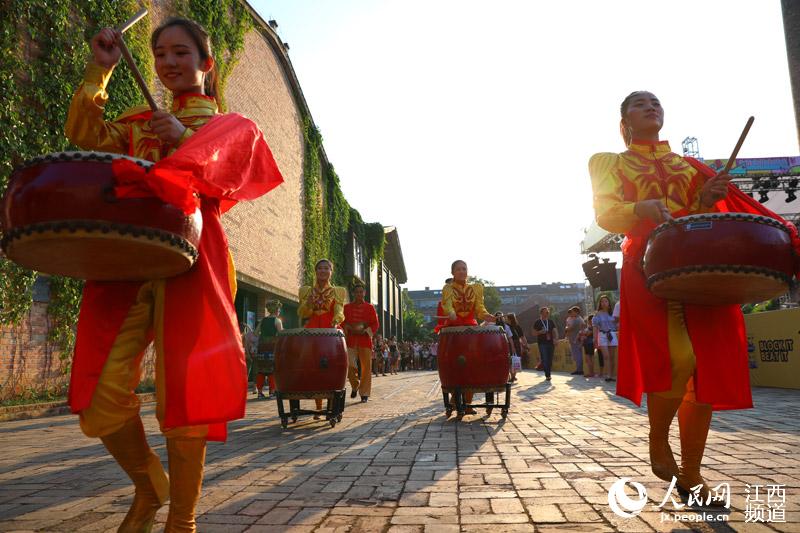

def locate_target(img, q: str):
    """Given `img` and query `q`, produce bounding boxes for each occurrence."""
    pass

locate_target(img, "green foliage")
[0,1,250,356]
[302,118,327,285]
[0,261,36,323]
[0,385,66,407]
[46,276,84,357]
[742,298,781,314]
[301,118,386,285]
[468,276,501,314]
[402,290,432,341]
[0,0,151,346]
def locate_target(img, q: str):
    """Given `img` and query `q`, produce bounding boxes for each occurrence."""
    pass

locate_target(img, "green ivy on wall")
[0,0,251,358]
[0,0,154,356]
[301,117,386,287]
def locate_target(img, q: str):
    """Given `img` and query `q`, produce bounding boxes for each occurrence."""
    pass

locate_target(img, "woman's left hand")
[151,110,187,145]
[701,171,732,206]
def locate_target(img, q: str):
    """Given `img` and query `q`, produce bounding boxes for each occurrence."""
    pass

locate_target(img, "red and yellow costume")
[299,282,347,409]
[590,139,799,497]
[440,281,488,328]
[439,281,489,404]
[343,300,380,397]
[65,62,283,531]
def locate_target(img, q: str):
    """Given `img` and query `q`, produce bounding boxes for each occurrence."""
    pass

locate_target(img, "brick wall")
[0,303,68,400]
[223,29,305,299]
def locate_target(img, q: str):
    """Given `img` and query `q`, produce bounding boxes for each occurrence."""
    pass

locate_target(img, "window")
[353,238,365,281]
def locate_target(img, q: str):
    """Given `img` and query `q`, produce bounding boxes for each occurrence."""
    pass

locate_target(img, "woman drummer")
[439,260,495,414]
[588,91,747,502]
[298,259,348,417]
[64,17,283,532]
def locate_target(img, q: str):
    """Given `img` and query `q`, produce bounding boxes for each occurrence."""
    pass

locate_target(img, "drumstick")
[115,11,158,111]
[721,116,754,175]
[117,8,148,34]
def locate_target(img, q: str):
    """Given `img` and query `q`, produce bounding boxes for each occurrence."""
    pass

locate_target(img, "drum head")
[649,270,790,306]
[3,228,195,280]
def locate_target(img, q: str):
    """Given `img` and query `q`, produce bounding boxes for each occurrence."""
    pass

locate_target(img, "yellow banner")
[744,308,800,390]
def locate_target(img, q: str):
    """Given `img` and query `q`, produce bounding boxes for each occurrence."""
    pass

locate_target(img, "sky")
[249,0,799,290]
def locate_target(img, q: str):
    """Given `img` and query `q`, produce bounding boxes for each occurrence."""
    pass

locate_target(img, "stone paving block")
[1,372,798,532]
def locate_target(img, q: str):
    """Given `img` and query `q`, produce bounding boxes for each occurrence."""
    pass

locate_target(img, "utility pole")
[783,0,800,150]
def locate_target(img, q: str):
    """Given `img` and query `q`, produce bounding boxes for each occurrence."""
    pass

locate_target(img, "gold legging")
[79,280,207,439]
[654,301,699,401]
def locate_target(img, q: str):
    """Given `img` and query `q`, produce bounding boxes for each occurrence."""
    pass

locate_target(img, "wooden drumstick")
[722,116,754,175]
[115,10,158,111]
[117,8,148,34]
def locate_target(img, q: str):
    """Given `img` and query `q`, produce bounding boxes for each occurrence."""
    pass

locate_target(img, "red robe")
[343,302,380,348]
[68,114,284,441]
[618,158,800,410]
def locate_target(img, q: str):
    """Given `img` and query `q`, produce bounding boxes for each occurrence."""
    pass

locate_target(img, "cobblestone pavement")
[1,370,799,532]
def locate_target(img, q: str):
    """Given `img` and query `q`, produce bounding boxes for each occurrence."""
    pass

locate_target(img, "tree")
[468,276,501,314]
[402,290,432,341]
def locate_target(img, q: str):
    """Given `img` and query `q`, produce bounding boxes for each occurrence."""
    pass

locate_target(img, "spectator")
[506,313,528,369]
[593,295,618,382]
[533,307,559,381]
[429,340,438,370]
[565,306,585,376]
[579,314,599,377]
[388,336,399,375]
[372,334,383,377]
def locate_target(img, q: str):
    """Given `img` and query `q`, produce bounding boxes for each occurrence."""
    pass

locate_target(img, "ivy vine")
[0,0,250,359]
[0,0,153,356]
[302,117,386,286]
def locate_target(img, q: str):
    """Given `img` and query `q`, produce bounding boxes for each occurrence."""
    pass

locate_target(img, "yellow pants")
[347,346,373,397]
[655,301,698,400]
[79,280,208,439]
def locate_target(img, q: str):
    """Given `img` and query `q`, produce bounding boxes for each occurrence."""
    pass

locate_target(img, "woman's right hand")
[91,28,122,69]
[634,199,673,224]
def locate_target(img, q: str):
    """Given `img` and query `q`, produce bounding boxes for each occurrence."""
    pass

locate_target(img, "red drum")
[644,213,797,305]
[438,325,510,390]
[1,152,202,280]
[274,328,347,393]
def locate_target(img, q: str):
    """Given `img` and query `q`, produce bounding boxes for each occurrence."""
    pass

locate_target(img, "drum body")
[644,213,796,305]
[438,326,510,390]
[274,328,347,393]
[1,152,202,280]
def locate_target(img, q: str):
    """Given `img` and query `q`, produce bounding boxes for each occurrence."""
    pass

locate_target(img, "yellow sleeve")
[333,287,347,326]
[589,153,641,234]
[298,286,312,318]
[441,284,454,316]
[472,283,489,318]
[65,62,130,153]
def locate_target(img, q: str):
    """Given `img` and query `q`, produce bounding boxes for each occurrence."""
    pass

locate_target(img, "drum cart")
[437,325,513,421]
[273,327,349,429]
[442,383,511,420]
[276,390,346,428]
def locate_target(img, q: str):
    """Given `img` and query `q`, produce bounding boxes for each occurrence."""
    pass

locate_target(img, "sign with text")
[744,308,800,390]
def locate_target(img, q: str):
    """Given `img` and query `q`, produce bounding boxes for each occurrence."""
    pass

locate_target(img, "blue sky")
[249,0,799,289]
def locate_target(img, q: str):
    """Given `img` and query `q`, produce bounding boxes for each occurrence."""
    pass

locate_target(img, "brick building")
[0,1,406,400]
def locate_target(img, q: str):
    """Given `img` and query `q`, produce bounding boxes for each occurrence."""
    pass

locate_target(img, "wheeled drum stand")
[437,325,512,421]
[273,328,348,429]
[442,383,511,419]
[276,389,346,428]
